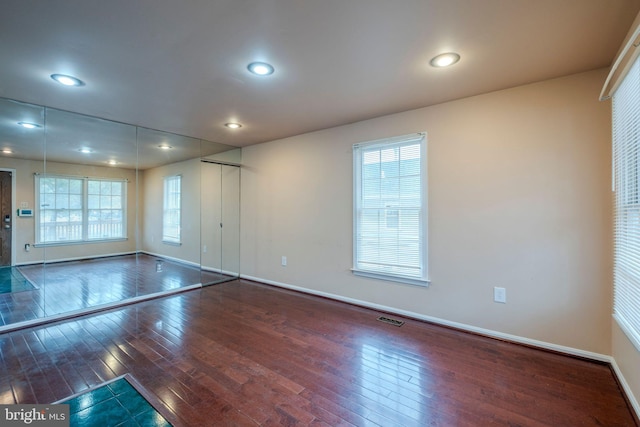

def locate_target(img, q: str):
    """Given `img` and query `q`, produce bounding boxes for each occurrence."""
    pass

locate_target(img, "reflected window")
[36,174,126,244]
[163,175,181,244]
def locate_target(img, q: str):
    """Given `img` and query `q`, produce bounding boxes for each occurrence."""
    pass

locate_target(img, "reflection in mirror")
[201,141,241,284]
[0,96,241,331]
[0,98,45,324]
[31,108,137,318]
[138,127,203,293]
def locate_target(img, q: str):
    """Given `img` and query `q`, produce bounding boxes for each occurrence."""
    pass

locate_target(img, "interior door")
[0,171,12,266]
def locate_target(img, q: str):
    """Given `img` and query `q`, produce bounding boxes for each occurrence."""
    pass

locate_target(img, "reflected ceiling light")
[247,62,274,76]
[78,147,93,154]
[429,52,461,68]
[158,144,173,150]
[2,149,12,154]
[50,73,85,87]
[17,122,41,129]
[225,122,242,129]
[107,160,118,165]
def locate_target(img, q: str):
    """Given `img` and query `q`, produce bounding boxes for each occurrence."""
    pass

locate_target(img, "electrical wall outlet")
[281,256,287,267]
[494,287,506,303]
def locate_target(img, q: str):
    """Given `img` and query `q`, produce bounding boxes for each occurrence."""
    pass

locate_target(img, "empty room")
[0,1,640,425]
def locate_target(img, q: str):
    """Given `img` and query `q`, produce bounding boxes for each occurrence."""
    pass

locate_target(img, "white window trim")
[162,174,182,245]
[352,132,429,287]
[34,173,127,246]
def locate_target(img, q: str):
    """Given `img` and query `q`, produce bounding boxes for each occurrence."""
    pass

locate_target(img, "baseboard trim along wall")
[16,251,137,266]
[240,274,610,360]
[610,357,640,421]
[240,274,640,419]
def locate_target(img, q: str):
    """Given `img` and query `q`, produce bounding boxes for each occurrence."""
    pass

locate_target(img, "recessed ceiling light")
[17,122,41,129]
[158,144,173,150]
[50,73,85,87]
[78,148,93,154]
[429,52,461,68]
[225,122,242,129]
[247,62,274,76]
[2,149,12,154]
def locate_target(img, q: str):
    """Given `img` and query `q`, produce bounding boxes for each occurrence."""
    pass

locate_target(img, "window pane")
[88,195,99,209]
[163,176,181,242]
[36,175,125,244]
[88,180,100,194]
[354,135,426,282]
[70,194,82,209]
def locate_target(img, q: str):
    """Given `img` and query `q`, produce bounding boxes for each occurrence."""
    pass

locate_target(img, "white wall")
[240,68,613,356]
[141,158,201,265]
[1,157,138,264]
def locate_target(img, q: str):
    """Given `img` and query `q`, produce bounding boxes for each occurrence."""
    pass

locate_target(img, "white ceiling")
[0,0,638,149]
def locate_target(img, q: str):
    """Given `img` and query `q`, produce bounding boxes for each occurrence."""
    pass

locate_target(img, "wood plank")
[0,279,636,426]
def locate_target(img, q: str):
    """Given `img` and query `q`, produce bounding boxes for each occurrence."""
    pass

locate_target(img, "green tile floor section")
[0,267,36,294]
[61,378,171,427]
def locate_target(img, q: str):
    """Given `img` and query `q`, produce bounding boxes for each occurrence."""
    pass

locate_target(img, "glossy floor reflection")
[0,280,636,425]
[0,254,230,327]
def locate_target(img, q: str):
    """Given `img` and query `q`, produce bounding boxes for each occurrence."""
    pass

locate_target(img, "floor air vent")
[377,316,405,327]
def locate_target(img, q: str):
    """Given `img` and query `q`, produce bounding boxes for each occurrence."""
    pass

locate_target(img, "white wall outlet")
[203,244,207,253]
[281,256,287,267]
[494,287,506,303]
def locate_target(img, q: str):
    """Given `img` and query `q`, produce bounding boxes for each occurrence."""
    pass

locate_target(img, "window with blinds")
[163,175,182,244]
[352,133,428,286]
[613,53,640,351]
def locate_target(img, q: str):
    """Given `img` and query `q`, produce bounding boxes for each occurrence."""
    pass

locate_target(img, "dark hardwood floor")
[0,254,228,327]
[0,279,636,426]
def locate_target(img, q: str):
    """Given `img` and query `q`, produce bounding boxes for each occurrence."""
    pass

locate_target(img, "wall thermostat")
[17,208,33,217]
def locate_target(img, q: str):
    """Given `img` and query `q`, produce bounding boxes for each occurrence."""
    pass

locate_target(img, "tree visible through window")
[163,175,182,244]
[36,175,126,244]
[353,133,428,286]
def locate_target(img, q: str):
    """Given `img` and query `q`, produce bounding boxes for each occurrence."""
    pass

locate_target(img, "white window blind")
[353,133,428,286]
[613,52,640,351]
[163,175,182,244]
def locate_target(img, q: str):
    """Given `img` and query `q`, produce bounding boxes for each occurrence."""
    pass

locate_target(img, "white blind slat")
[613,53,640,351]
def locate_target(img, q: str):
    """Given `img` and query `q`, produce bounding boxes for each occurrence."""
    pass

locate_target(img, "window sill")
[162,240,182,247]
[34,238,128,248]
[351,268,430,287]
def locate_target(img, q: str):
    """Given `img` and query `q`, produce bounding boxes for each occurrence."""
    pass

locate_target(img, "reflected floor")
[0,267,36,294]
[0,254,230,327]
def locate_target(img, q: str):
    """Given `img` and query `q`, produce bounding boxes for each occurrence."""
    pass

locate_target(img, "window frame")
[35,173,127,246]
[162,174,182,245]
[352,132,429,286]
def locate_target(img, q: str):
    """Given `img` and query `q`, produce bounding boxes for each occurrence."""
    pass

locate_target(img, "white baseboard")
[201,264,239,277]
[16,251,137,266]
[610,357,640,420]
[240,274,610,362]
[138,250,200,268]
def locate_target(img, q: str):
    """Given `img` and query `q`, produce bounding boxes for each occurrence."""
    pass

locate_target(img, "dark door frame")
[0,168,16,266]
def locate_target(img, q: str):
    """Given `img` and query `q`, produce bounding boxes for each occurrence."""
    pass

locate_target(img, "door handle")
[4,224,10,229]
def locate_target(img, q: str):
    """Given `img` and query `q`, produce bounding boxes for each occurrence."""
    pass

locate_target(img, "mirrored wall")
[0,97,241,330]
